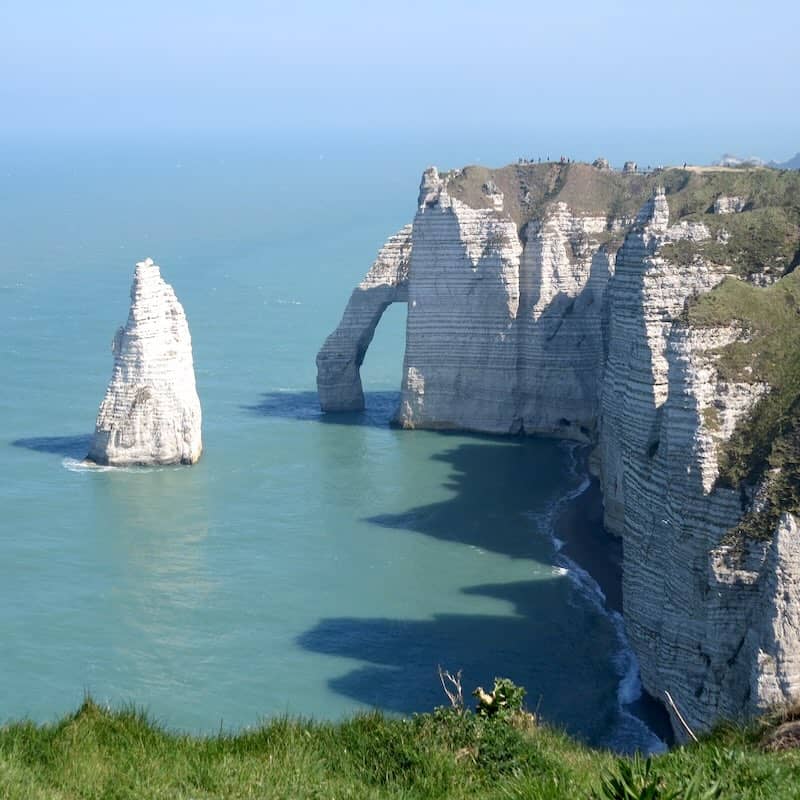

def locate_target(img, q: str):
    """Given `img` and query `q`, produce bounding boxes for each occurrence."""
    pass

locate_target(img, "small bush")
[474,677,527,718]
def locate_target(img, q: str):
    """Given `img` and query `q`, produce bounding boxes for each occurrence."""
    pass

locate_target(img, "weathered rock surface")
[317,162,800,736]
[597,189,721,534]
[396,168,522,432]
[516,204,614,438]
[713,195,747,214]
[87,258,202,466]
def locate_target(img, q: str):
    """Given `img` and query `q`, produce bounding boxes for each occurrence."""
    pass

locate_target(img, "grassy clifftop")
[3,699,800,799]
[441,162,662,229]
[443,164,800,277]
[684,273,800,541]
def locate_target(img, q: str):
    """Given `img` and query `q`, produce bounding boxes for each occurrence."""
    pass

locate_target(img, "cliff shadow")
[367,437,568,560]
[11,434,92,458]
[299,574,641,749]
[296,436,670,749]
[242,390,400,429]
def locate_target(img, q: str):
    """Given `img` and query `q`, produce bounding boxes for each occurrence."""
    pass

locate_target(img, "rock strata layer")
[397,168,522,431]
[87,258,202,466]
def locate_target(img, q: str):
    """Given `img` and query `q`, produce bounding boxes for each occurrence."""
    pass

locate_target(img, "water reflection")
[86,463,217,701]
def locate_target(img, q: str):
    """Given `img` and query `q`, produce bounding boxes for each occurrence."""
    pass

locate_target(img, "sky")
[1,0,798,161]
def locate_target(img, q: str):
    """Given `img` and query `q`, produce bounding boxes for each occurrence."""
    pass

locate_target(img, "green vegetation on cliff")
[661,203,799,281]
[686,271,800,540]
[654,169,800,280]
[660,169,800,541]
[3,699,800,799]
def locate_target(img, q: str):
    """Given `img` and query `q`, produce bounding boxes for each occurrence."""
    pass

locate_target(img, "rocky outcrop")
[87,258,202,466]
[713,195,747,214]
[370,168,622,435]
[317,162,800,736]
[316,225,412,411]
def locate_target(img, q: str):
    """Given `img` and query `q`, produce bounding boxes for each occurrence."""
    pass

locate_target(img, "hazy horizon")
[2,1,798,164]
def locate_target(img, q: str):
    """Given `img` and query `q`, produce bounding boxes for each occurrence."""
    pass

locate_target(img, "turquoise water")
[0,137,659,750]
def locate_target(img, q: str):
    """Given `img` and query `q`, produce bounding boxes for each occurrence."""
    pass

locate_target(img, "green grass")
[663,169,800,222]
[660,206,800,280]
[657,169,800,281]
[3,699,800,799]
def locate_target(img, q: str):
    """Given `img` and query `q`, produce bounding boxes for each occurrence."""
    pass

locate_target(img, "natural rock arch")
[316,225,412,411]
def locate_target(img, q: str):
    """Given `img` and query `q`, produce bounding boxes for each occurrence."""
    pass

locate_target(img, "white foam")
[532,443,667,755]
[63,457,114,472]
[62,458,166,474]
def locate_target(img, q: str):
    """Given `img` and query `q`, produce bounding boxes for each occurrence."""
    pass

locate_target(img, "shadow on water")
[11,434,91,458]
[368,438,565,560]
[242,390,400,429]
[299,579,616,712]
[294,440,564,702]
[298,575,624,746]
[297,435,674,749]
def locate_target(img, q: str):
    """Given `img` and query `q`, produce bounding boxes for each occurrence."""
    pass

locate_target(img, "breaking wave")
[62,458,166,474]
[530,441,666,755]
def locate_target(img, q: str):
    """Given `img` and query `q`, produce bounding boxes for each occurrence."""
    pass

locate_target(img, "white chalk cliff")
[318,162,800,736]
[397,168,522,431]
[88,258,202,466]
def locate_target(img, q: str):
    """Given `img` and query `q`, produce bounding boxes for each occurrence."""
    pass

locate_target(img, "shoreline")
[552,443,675,748]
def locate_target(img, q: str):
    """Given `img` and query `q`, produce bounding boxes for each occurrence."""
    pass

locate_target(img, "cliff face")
[597,192,725,535]
[317,163,800,735]
[88,258,202,466]
[617,316,800,732]
[516,203,614,439]
[396,168,522,432]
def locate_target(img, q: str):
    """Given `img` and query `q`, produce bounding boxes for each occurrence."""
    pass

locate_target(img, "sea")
[0,132,670,752]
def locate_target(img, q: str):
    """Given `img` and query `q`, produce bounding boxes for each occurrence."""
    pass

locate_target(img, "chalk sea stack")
[87,258,202,466]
